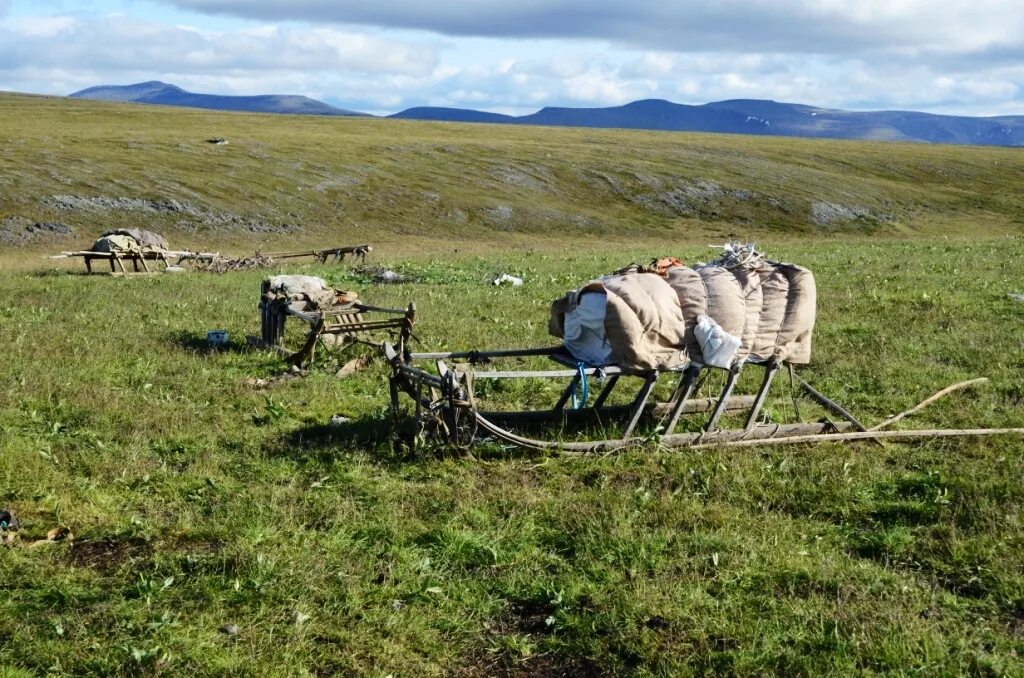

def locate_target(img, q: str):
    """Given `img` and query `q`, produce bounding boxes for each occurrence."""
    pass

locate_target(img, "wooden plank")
[623,373,658,437]
[410,346,562,361]
[477,396,756,424]
[472,414,853,454]
[468,368,598,379]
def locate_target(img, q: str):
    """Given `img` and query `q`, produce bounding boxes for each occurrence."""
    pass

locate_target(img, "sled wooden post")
[664,364,703,434]
[744,361,781,431]
[704,365,742,433]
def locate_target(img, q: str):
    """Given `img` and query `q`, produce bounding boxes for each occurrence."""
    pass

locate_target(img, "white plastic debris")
[493,273,524,286]
[694,315,741,369]
[375,270,404,284]
[206,329,229,346]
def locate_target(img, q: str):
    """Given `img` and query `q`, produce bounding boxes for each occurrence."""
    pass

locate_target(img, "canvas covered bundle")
[549,248,816,372]
[263,275,357,310]
[90,228,170,255]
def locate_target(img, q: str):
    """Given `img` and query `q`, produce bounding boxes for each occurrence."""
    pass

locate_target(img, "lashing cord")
[571,361,589,409]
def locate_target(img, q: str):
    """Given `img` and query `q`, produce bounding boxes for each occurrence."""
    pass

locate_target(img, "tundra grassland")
[1,240,1023,676]
[2,91,1024,258]
[1,94,1024,676]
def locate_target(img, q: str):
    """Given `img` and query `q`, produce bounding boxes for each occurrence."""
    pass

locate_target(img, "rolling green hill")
[2,91,1024,255]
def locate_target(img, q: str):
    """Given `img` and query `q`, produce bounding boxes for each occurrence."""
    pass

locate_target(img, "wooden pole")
[691,427,1024,450]
[869,378,989,431]
[796,375,867,431]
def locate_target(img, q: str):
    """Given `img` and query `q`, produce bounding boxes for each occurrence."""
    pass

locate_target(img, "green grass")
[1,239,1023,676]
[1,94,1023,675]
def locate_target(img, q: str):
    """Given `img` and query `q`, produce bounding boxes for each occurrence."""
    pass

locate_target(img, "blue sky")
[1,0,1022,116]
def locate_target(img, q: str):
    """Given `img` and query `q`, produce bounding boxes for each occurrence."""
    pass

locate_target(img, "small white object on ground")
[165,265,186,273]
[329,414,351,427]
[1009,293,1024,302]
[207,330,228,345]
[493,273,524,286]
[376,270,404,284]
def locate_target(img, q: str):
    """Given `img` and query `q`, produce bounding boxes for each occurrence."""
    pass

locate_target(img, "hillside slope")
[2,92,1023,251]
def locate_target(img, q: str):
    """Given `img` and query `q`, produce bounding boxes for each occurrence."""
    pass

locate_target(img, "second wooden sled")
[260,278,416,368]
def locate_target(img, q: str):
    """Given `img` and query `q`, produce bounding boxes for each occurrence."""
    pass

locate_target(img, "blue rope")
[571,361,589,409]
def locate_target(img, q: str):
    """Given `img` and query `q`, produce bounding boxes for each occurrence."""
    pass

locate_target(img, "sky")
[0,0,1022,117]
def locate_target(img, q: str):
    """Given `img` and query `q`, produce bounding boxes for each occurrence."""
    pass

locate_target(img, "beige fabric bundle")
[91,229,170,255]
[265,275,356,309]
[550,260,815,372]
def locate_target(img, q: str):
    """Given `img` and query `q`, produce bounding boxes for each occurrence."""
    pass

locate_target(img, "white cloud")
[5,15,75,37]
[0,3,1021,117]
[0,13,438,93]
[161,0,1024,57]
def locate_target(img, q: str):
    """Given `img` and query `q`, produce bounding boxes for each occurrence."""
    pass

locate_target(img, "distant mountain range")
[68,82,1024,146]
[392,99,1024,147]
[69,81,366,117]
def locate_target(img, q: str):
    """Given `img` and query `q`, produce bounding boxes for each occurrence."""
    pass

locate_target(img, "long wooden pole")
[691,427,1024,450]
[869,378,989,431]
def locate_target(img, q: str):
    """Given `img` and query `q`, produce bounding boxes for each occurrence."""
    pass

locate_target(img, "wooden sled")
[384,344,1024,453]
[260,280,415,368]
[52,249,221,274]
[263,245,372,264]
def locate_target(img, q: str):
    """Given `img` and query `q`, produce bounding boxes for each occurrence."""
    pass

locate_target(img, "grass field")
[2,239,1023,676]
[1,94,1024,676]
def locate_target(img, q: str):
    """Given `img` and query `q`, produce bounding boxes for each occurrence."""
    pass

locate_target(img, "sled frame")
[260,282,415,368]
[384,343,853,451]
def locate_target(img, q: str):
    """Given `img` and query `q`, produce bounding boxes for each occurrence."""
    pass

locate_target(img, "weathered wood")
[744,362,780,430]
[704,366,741,432]
[264,245,371,261]
[796,375,867,432]
[411,346,562,361]
[664,364,702,434]
[870,378,989,431]
[692,427,1024,450]
[320,318,407,334]
[472,415,853,454]
[592,374,620,409]
[470,368,593,379]
[623,373,659,437]
[54,248,221,275]
[477,396,757,424]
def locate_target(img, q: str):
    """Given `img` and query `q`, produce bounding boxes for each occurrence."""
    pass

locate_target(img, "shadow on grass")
[171,329,252,356]
[31,267,119,278]
[270,414,399,463]
[270,412,518,465]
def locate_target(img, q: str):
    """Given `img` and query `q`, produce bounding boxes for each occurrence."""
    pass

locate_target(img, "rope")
[708,242,768,270]
[571,362,589,409]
